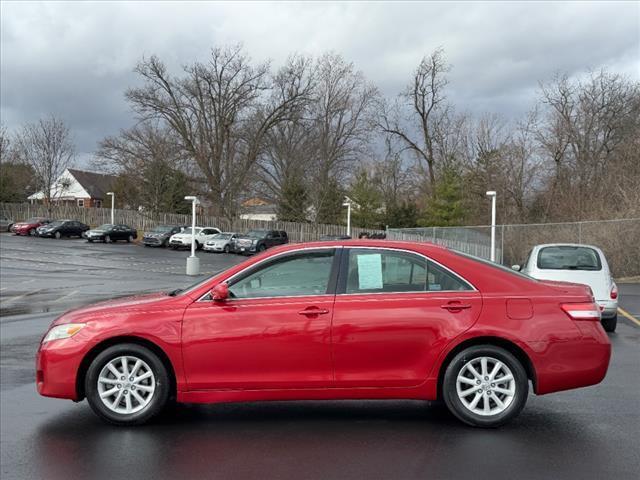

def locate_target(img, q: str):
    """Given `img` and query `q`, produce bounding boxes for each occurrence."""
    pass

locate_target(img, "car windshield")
[152,225,174,233]
[454,251,539,281]
[97,224,113,230]
[214,233,232,240]
[537,246,602,271]
[182,227,201,235]
[48,221,64,227]
[25,218,42,223]
[246,230,266,238]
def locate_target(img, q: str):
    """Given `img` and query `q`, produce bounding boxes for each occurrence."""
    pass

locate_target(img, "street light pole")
[184,196,200,275]
[486,191,497,262]
[106,192,114,224]
[342,201,351,237]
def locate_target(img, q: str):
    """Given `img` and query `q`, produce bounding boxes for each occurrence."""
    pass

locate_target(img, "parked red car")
[11,217,51,236]
[36,240,611,427]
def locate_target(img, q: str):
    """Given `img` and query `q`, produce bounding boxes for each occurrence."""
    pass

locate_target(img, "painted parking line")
[618,307,640,327]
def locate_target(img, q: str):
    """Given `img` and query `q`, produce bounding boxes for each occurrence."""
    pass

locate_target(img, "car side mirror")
[212,283,229,301]
[511,265,521,271]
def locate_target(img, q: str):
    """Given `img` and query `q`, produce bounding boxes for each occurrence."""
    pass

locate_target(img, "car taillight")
[561,302,601,321]
[610,283,618,300]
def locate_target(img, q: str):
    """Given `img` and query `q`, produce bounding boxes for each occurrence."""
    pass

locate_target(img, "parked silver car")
[0,215,13,232]
[203,232,238,253]
[513,243,618,332]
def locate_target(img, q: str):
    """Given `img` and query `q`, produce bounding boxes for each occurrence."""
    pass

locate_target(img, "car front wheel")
[29,228,36,236]
[442,345,528,428]
[85,343,170,426]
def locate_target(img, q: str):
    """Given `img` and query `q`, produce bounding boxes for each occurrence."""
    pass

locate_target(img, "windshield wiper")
[167,288,183,296]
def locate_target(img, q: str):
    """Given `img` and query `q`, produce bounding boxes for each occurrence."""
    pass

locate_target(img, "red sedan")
[36,241,611,427]
[11,217,51,236]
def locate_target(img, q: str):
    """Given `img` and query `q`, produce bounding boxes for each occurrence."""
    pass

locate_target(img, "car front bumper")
[143,237,165,246]
[36,338,88,401]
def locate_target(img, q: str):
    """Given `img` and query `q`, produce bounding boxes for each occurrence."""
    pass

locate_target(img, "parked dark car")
[0,215,14,232]
[36,219,89,239]
[11,217,51,236]
[233,229,288,254]
[83,224,138,243]
[142,225,186,247]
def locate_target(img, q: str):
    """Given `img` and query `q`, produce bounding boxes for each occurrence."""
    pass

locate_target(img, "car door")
[331,247,482,388]
[181,248,340,390]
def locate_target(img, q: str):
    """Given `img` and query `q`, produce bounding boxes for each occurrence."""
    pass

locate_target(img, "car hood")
[52,292,177,325]
[171,233,197,240]
[145,232,168,238]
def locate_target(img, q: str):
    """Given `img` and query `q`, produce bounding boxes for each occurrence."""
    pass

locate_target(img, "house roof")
[68,169,117,200]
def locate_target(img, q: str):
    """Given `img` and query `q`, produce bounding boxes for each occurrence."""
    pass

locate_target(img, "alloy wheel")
[455,356,516,416]
[97,355,156,415]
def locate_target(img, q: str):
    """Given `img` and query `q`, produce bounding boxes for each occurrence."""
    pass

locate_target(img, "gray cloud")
[2,1,638,160]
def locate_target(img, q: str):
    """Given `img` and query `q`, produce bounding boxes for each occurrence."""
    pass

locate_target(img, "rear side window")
[343,249,471,294]
[537,246,602,271]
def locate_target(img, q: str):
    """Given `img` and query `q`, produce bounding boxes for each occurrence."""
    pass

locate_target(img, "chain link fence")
[387,218,640,278]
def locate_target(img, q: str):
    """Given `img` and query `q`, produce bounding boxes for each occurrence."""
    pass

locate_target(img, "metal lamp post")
[343,201,351,237]
[184,196,200,275]
[106,192,115,224]
[486,191,497,262]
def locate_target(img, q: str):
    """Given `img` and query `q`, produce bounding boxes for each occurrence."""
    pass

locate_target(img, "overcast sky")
[1,1,639,163]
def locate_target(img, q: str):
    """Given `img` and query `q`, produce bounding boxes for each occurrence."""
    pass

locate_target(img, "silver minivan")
[514,243,618,332]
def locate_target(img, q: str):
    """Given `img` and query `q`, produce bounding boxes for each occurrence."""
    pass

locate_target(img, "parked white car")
[203,232,238,253]
[514,243,618,332]
[169,227,221,250]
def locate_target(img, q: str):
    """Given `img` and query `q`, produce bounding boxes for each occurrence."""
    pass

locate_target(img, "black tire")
[224,244,230,253]
[602,315,617,333]
[105,235,112,243]
[127,235,134,243]
[87,239,93,243]
[29,228,36,236]
[442,345,528,428]
[195,241,201,250]
[54,231,61,239]
[85,343,170,426]
[258,244,266,252]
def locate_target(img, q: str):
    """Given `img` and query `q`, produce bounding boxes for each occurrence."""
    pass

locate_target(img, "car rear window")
[537,246,602,271]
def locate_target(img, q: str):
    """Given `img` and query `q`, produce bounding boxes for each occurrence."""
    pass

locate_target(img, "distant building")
[239,197,278,221]
[28,168,117,208]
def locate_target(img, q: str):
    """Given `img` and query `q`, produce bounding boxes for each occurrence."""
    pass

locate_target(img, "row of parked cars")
[143,225,290,254]
[6,217,291,255]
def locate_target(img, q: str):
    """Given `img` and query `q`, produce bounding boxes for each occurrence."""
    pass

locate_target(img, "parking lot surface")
[1,233,639,480]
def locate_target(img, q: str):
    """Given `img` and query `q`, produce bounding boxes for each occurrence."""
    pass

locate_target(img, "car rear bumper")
[36,339,86,401]
[529,321,611,395]
[596,300,618,319]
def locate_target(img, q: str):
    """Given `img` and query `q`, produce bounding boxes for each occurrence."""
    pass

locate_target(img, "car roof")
[532,243,604,252]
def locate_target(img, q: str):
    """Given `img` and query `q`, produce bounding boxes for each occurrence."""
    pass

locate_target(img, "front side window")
[344,249,471,294]
[229,250,335,299]
[537,246,602,271]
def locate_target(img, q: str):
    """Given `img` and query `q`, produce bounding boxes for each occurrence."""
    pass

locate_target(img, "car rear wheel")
[105,235,112,243]
[85,343,169,426]
[442,345,528,427]
[602,314,617,333]
[54,231,61,239]
[127,235,134,243]
[29,228,36,236]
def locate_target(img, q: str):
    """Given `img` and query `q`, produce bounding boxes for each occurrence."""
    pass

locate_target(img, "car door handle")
[441,302,472,311]
[298,307,330,316]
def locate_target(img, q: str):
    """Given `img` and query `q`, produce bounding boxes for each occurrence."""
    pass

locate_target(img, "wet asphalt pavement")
[1,233,639,480]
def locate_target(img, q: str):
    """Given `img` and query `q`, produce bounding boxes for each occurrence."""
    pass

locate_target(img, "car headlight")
[42,323,85,343]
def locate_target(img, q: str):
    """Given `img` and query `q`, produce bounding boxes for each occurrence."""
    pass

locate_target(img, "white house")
[28,168,117,208]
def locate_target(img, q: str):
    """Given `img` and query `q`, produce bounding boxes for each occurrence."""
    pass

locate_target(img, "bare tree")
[125,45,314,218]
[306,52,378,222]
[379,47,451,194]
[14,115,75,214]
[96,122,191,213]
